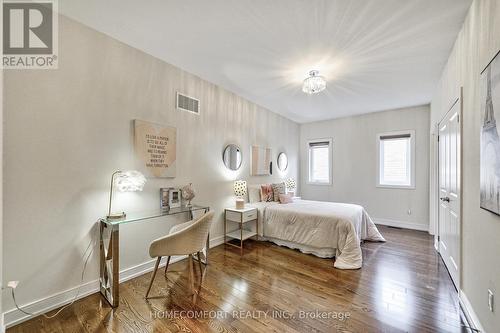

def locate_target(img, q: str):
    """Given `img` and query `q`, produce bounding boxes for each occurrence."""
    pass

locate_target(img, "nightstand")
[224,207,258,255]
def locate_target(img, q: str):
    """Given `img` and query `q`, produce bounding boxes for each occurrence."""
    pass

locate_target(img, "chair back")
[149,211,214,257]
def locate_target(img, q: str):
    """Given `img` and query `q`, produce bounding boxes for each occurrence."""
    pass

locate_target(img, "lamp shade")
[285,178,296,190]
[114,170,147,192]
[234,180,247,197]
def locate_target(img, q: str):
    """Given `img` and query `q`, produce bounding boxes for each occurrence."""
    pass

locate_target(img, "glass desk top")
[101,204,209,226]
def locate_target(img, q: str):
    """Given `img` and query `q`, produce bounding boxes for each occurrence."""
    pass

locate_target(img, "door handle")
[440,197,450,202]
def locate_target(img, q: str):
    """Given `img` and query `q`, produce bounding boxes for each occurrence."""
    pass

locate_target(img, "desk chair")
[145,211,214,298]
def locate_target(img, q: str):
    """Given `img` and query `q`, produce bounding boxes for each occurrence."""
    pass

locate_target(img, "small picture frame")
[169,188,181,208]
[160,188,170,210]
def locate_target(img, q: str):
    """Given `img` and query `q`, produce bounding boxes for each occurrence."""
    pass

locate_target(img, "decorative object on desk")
[234,180,247,209]
[223,144,242,170]
[160,188,170,210]
[251,145,272,175]
[277,152,288,172]
[107,170,146,220]
[168,188,181,209]
[181,183,196,207]
[134,119,177,178]
[285,178,297,197]
[480,50,500,215]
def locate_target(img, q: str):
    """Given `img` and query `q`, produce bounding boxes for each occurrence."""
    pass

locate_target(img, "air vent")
[176,92,200,115]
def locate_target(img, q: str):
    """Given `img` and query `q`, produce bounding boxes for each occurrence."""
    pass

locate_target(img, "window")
[377,131,415,188]
[308,139,332,185]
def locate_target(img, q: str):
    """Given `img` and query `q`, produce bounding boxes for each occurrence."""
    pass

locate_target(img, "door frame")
[434,87,463,289]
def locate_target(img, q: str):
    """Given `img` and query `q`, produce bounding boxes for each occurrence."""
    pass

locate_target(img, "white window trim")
[376,130,416,189]
[307,138,333,185]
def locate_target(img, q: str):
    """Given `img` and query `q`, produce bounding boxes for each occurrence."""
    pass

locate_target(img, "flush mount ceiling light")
[302,70,326,94]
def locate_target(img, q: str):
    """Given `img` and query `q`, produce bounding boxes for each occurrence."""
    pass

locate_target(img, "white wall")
[1,16,4,331]
[430,0,500,331]
[2,15,299,326]
[300,105,430,231]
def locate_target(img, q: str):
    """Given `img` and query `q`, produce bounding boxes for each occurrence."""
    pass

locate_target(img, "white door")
[438,98,461,288]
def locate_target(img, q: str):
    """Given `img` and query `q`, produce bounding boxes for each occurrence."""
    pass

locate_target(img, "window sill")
[307,181,332,186]
[376,184,415,190]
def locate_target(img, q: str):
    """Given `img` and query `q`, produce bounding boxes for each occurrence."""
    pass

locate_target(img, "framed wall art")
[134,119,177,178]
[480,50,500,215]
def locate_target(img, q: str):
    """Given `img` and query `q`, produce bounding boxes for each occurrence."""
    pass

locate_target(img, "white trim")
[377,130,416,189]
[435,90,462,290]
[373,218,429,232]
[3,277,100,328]
[307,138,333,185]
[459,290,486,333]
[429,127,439,238]
[376,184,416,190]
[3,235,225,328]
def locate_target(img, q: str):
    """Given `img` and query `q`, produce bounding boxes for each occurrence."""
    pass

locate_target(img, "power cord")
[5,224,97,319]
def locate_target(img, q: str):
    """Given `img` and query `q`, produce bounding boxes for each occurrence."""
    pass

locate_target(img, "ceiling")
[60,0,472,123]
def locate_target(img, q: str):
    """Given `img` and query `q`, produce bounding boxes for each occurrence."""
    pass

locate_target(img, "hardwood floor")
[8,226,468,333]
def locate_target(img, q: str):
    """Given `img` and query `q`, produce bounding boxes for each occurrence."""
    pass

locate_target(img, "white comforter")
[250,200,385,269]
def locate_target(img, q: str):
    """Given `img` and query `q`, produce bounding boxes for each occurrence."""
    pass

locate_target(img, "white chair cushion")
[169,220,194,234]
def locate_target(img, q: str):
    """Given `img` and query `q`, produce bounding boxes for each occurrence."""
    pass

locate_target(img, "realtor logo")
[2,0,58,69]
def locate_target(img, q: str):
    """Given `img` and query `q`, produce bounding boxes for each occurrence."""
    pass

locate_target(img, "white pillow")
[248,185,261,203]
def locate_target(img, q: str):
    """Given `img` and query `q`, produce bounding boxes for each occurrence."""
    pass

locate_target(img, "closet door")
[438,98,461,288]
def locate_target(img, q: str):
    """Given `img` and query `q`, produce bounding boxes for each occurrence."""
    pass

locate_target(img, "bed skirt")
[259,236,336,259]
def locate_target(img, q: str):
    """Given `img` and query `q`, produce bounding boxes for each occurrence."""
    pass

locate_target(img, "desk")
[99,205,210,307]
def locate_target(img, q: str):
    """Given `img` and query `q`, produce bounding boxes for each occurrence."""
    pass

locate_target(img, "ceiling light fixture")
[302,70,326,94]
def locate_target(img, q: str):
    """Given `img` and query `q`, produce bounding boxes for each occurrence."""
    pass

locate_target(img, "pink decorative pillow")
[279,194,293,204]
[260,184,274,202]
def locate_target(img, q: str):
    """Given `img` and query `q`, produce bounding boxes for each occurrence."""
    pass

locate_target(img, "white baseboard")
[459,290,486,333]
[3,277,100,328]
[373,218,429,232]
[3,234,225,328]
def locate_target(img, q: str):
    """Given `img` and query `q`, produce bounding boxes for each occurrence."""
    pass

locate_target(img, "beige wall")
[431,0,500,331]
[2,15,299,325]
[300,105,430,230]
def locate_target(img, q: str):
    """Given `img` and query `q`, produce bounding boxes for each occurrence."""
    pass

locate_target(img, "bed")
[249,199,385,269]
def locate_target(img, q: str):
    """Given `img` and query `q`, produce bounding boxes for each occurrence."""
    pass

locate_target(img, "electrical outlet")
[407,209,412,215]
[488,289,494,312]
[7,280,19,289]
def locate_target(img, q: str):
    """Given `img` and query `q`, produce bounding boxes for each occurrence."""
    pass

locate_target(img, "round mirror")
[223,144,242,170]
[277,152,288,171]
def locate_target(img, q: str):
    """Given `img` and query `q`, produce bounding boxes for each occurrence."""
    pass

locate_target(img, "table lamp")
[234,180,247,209]
[285,178,297,197]
[107,170,147,219]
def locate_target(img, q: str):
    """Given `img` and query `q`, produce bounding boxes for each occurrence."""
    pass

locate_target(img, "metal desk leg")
[100,220,119,307]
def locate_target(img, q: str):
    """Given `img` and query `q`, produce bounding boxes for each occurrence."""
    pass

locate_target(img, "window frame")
[376,130,416,189]
[307,138,333,186]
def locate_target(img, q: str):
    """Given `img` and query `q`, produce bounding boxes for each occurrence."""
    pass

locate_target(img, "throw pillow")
[271,182,286,202]
[279,193,293,204]
[260,184,274,202]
